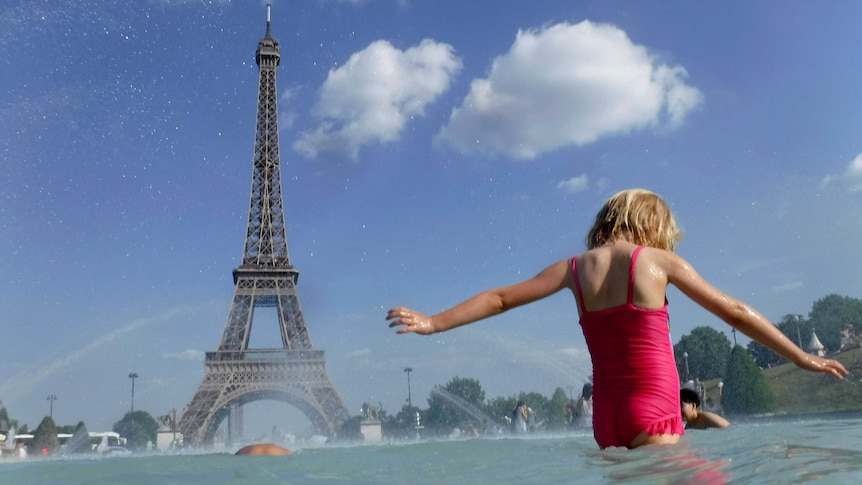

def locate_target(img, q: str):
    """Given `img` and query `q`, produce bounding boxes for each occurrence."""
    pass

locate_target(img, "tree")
[57,423,81,434]
[32,416,59,454]
[424,376,486,434]
[113,410,159,450]
[809,294,862,351]
[722,345,774,415]
[747,339,781,369]
[336,415,363,441]
[545,387,571,429]
[674,326,732,380]
[0,404,18,432]
[485,396,518,429]
[385,405,423,440]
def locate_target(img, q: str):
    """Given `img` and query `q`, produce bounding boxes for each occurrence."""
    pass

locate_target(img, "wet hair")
[680,388,700,407]
[586,189,682,252]
[581,383,593,400]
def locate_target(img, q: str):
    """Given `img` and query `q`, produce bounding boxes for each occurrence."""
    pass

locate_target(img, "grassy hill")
[704,347,862,416]
[763,346,862,414]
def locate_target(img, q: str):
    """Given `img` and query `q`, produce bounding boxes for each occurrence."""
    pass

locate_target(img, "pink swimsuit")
[573,246,684,449]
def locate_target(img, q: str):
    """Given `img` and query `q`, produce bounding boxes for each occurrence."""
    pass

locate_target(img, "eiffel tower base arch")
[179,350,351,446]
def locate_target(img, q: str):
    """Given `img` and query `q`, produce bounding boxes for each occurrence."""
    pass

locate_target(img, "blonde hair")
[586,189,682,251]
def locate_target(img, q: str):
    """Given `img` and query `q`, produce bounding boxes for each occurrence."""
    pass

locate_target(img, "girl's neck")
[605,237,634,247]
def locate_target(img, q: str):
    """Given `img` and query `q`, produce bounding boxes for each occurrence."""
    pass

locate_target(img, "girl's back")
[572,241,668,316]
[572,242,683,448]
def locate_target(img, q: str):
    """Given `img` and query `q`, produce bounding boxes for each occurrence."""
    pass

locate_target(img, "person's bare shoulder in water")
[235,443,293,455]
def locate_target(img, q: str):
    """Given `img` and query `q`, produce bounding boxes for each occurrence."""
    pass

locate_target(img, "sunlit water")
[3,414,862,484]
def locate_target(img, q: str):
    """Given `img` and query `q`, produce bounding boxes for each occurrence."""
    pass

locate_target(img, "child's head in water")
[586,188,682,251]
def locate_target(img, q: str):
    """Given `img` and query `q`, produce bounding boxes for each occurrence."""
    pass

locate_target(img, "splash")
[0,304,205,406]
[430,387,498,425]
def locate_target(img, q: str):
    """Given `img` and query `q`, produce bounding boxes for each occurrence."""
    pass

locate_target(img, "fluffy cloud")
[821,153,862,192]
[436,20,703,160]
[294,39,462,160]
[558,174,589,193]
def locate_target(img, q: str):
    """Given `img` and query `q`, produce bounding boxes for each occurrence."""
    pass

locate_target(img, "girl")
[386,188,846,449]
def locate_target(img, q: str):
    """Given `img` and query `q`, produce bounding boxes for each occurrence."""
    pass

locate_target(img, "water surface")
[3,415,862,484]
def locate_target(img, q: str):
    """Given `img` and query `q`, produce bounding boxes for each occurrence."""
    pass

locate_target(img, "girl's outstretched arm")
[664,251,848,379]
[387,259,572,335]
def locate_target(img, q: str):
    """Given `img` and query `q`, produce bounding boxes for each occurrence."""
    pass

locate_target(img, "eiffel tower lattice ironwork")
[178,6,350,446]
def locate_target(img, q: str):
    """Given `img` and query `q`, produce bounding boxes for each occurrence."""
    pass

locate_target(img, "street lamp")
[128,371,139,445]
[47,394,57,418]
[404,367,413,408]
[682,352,690,382]
[731,328,737,346]
[717,381,724,415]
[792,314,803,349]
[128,371,139,414]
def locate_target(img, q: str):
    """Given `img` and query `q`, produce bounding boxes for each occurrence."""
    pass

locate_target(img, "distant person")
[511,401,529,434]
[386,188,847,449]
[234,443,292,455]
[572,383,593,428]
[681,389,729,430]
[15,440,27,458]
[693,377,705,403]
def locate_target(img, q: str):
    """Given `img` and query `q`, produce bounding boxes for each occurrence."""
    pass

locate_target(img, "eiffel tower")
[178,5,350,446]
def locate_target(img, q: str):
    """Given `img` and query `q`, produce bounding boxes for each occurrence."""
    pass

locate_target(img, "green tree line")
[0,403,160,454]
[339,376,584,440]
[748,294,862,368]
[672,293,862,415]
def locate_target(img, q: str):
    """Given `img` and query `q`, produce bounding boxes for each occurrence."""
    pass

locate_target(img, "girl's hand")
[795,354,849,379]
[387,307,435,335]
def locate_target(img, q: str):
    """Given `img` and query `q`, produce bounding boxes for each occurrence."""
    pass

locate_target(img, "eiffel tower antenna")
[178,5,350,446]
[266,3,272,37]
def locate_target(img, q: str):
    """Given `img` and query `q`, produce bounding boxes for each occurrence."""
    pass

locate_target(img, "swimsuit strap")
[571,257,585,314]
[628,246,644,305]
[575,246,645,311]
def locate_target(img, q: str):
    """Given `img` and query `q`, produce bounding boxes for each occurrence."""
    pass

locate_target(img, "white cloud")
[821,153,862,192]
[278,86,300,130]
[435,20,703,160]
[294,39,462,160]
[771,281,803,294]
[558,174,589,193]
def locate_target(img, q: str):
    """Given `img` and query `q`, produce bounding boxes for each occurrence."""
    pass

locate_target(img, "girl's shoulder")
[636,246,700,284]
[633,245,681,265]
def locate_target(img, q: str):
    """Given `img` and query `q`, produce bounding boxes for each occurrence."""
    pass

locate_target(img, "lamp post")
[731,328,737,346]
[47,394,57,418]
[792,314,803,349]
[717,381,724,415]
[567,385,574,401]
[128,371,139,445]
[128,371,139,414]
[682,352,690,382]
[404,367,413,408]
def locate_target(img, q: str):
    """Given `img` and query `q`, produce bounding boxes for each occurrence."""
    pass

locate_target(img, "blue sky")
[2,0,862,438]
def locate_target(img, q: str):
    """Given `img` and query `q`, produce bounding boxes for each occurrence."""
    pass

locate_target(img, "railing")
[205,349,324,362]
